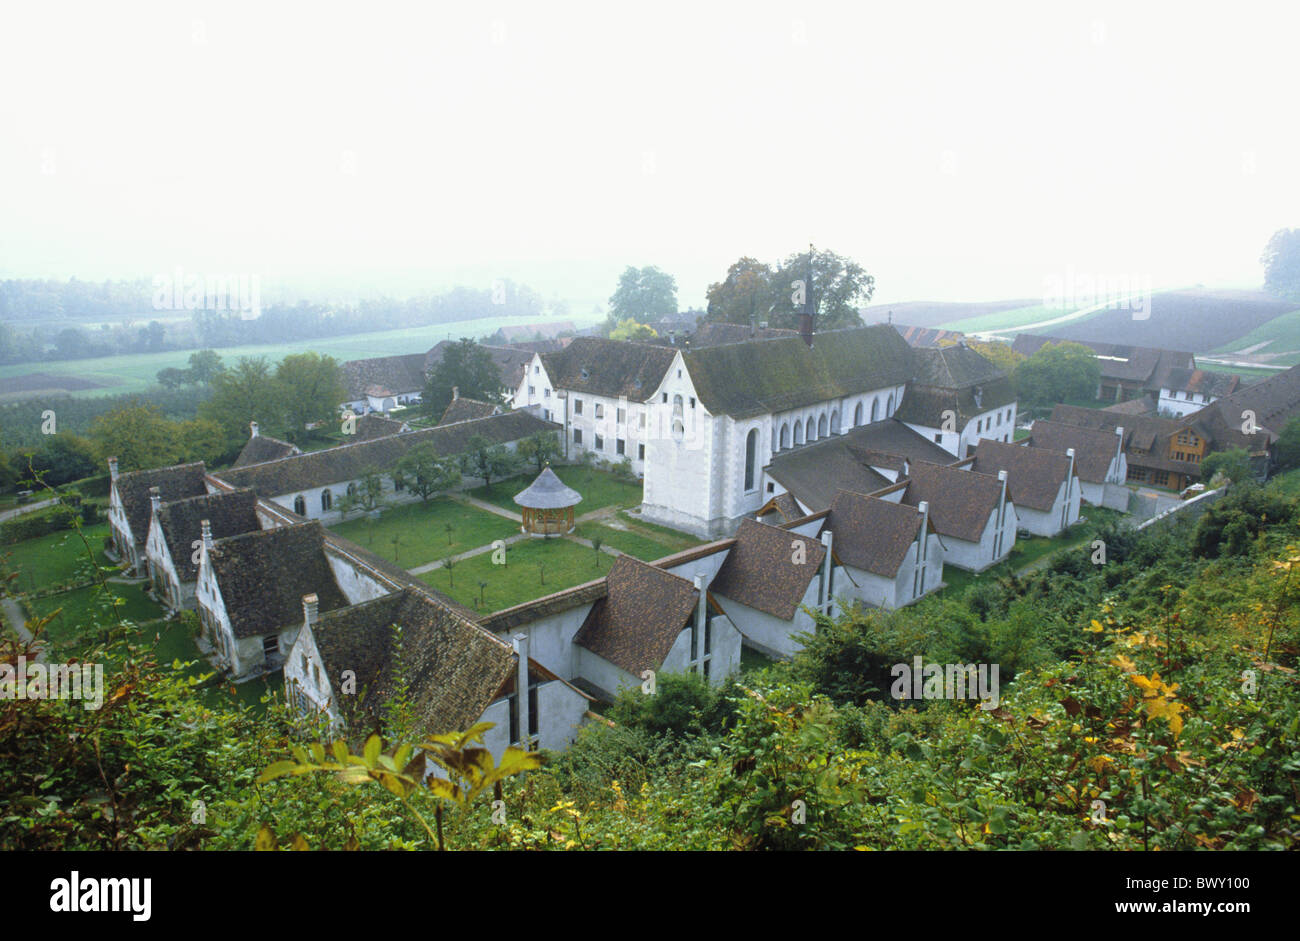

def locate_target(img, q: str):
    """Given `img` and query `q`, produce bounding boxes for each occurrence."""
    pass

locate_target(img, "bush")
[0,505,76,544]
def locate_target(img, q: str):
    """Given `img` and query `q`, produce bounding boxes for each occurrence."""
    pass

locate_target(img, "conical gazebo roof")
[513,466,582,510]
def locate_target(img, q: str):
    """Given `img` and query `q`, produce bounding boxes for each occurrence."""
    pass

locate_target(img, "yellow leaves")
[1086,620,1106,633]
[1111,654,1137,673]
[1087,754,1113,773]
[1129,672,1188,736]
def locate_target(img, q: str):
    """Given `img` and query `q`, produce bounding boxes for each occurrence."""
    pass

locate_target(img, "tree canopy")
[702,248,873,331]
[424,339,503,420]
[1014,341,1101,409]
[1261,228,1300,300]
[608,266,678,324]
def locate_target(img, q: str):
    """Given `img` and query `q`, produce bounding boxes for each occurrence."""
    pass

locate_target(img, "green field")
[1211,307,1300,364]
[2,522,111,591]
[467,465,642,515]
[26,583,166,647]
[418,536,606,613]
[938,303,1090,335]
[576,512,704,562]
[328,496,518,568]
[0,313,574,400]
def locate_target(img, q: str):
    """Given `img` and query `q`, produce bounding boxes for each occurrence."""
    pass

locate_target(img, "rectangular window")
[262,635,278,656]
[528,685,538,739]
[638,443,645,460]
[508,694,518,744]
[617,407,625,423]
[616,439,625,455]
[528,385,535,397]
[662,392,668,403]
[534,365,539,374]
[689,397,696,409]
[574,399,583,415]
[594,434,604,451]
[934,433,942,443]
[639,412,646,428]
[544,388,551,398]
[595,403,604,419]
[574,429,583,445]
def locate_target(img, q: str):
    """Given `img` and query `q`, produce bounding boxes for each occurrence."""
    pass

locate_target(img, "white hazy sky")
[1,0,1297,312]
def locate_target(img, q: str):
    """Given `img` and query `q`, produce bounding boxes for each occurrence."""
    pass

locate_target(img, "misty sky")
[2,0,1296,313]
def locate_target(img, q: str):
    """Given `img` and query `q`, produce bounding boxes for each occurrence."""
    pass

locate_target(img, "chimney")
[249,420,259,438]
[511,633,530,746]
[201,518,214,551]
[1064,448,1077,529]
[917,501,930,564]
[819,530,834,614]
[452,385,460,401]
[1115,425,1125,461]
[107,456,119,481]
[996,470,1009,549]
[902,458,910,478]
[149,486,161,516]
[693,573,708,652]
[302,593,318,628]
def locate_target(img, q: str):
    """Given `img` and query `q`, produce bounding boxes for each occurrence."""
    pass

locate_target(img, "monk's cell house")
[514,467,582,535]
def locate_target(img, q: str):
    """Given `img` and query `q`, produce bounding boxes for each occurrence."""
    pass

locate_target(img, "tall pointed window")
[744,428,757,492]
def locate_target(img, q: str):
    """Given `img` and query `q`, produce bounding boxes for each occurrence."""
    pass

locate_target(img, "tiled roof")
[682,325,914,419]
[573,555,699,676]
[496,321,576,341]
[909,344,1006,388]
[971,439,1071,512]
[309,588,515,743]
[425,342,534,392]
[1049,405,1206,474]
[115,462,208,546]
[824,490,922,577]
[1027,420,1121,484]
[438,397,500,426]
[894,377,1017,429]
[688,322,799,348]
[513,466,582,509]
[1159,368,1240,399]
[540,338,678,401]
[900,461,1003,543]
[207,521,349,638]
[765,421,954,512]
[352,413,409,441]
[1194,364,1300,441]
[1012,334,1193,387]
[155,488,260,581]
[477,578,607,635]
[890,324,967,348]
[1103,395,1157,416]
[759,491,804,522]
[215,410,555,497]
[340,353,428,400]
[709,518,824,620]
[233,434,300,467]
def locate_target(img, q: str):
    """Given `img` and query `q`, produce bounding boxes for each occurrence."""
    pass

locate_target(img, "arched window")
[818,413,828,438]
[806,417,816,442]
[672,419,684,441]
[871,398,880,422]
[793,421,804,446]
[853,402,862,427]
[672,394,684,416]
[780,422,790,449]
[321,489,332,512]
[294,495,306,516]
[744,428,757,492]
[886,394,894,416]
[771,425,779,453]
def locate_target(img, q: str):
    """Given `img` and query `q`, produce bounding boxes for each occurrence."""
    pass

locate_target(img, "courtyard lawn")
[576,512,705,562]
[418,536,607,613]
[3,522,112,593]
[467,465,642,515]
[328,496,518,568]
[25,583,166,650]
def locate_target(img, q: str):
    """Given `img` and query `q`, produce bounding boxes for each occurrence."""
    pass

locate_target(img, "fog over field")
[2,0,1297,309]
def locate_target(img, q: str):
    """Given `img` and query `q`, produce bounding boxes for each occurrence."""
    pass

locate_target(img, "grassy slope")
[0,313,563,399]
[1211,307,1300,362]
[938,304,1087,334]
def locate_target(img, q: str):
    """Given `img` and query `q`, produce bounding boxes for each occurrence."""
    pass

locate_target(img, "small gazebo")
[513,466,582,536]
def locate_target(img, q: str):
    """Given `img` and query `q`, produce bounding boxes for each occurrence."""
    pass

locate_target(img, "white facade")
[936,501,1019,572]
[903,401,1018,458]
[144,515,192,611]
[1014,476,1083,537]
[1157,387,1214,418]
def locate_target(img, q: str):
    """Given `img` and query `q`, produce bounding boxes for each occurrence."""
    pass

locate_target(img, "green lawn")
[418,536,606,613]
[2,522,111,592]
[576,512,704,562]
[328,496,517,568]
[467,465,642,515]
[26,583,166,649]
[0,313,597,400]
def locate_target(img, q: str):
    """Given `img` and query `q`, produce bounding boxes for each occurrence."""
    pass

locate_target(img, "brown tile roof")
[900,462,1002,543]
[340,353,428,400]
[971,439,1071,512]
[233,434,299,467]
[207,521,349,639]
[115,462,208,546]
[1194,364,1300,442]
[214,410,555,496]
[477,578,607,635]
[310,588,515,743]
[890,324,967,348]
[1027,419,1121,484]
[573,555,699,676]
[352,414,409,441]
[1012,334,1193,387]
[824,490,923,577]
[688,322,799,348]
[758,491,804,523]
[496,321,576,341]
[438,397,500,426]
[683,325,915,419]
[155,488,260,581]
[709,518,824,620]
[1103,395,1157,416]
[540,337,678,401]
[1049,405,1206,474]
[1158,368,1240,399]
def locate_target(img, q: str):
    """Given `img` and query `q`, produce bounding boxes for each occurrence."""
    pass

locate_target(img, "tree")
[763,248,873,331]
[276,352,345,444]
[89,403,179,471]
[965,340,1024,377]
[424,339,503,420]
[608,266,678,324]
[186,349,226,385]
[198,356,284,446]
[177,418,230,465]
[1014,341,1101,409]
[1276,416,1300,470]
[396,442,462,501]
[703,257,777,326]
[461,434,516,490]
[1261,228,1300,301]
[156,367,189,390]
[516,431,561,473]
[1201,447,1252,485]
[609,319,658,341]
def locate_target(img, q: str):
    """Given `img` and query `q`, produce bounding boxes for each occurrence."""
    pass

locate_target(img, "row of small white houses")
[105,410,1113,759]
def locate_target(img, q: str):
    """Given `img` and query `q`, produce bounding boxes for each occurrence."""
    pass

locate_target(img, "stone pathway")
[448,493,522,524]
[407,532,530,575]
[0,497,57,523]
